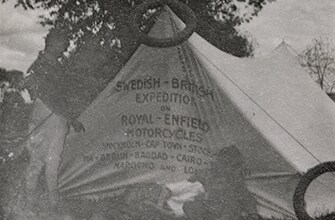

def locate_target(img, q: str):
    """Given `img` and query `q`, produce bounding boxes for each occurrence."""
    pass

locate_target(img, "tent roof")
[176,12,335,214]
[31,9,335,219]
[185,21,335,173]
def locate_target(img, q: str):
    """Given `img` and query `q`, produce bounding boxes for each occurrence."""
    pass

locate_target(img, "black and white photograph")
[0,0,335,219]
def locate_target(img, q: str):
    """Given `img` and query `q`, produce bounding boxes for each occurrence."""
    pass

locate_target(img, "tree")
[298,37,335,93]
[0,67,33,170]
[0,68,33,141]
[4,0,272,120]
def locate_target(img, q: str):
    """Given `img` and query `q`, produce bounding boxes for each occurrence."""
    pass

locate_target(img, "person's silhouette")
[183,145,258,220]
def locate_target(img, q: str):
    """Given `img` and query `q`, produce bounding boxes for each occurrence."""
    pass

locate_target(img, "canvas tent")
[22,8,335,220]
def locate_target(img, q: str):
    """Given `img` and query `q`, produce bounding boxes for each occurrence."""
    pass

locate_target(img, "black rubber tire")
[129,0,197,48]
[293,161,335,220]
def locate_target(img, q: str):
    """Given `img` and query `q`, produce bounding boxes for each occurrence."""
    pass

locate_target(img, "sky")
[240,0,335,56]
[0,1,48,72]
[0,0,334,72]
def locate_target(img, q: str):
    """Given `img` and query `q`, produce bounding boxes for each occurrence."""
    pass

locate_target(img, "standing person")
[183,145,259,220]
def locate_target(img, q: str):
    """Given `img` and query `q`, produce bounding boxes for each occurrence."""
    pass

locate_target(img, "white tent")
[24,8,335,219]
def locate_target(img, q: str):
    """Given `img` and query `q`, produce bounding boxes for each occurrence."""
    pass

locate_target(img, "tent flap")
[39,8,335,219]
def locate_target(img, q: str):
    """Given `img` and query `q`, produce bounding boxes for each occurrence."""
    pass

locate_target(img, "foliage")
[0,68,33,162]
[0,68,32,137]
[298,37,335,93]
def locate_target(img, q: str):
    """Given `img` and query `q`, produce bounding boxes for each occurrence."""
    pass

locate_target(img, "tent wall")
[20,9,335,219]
